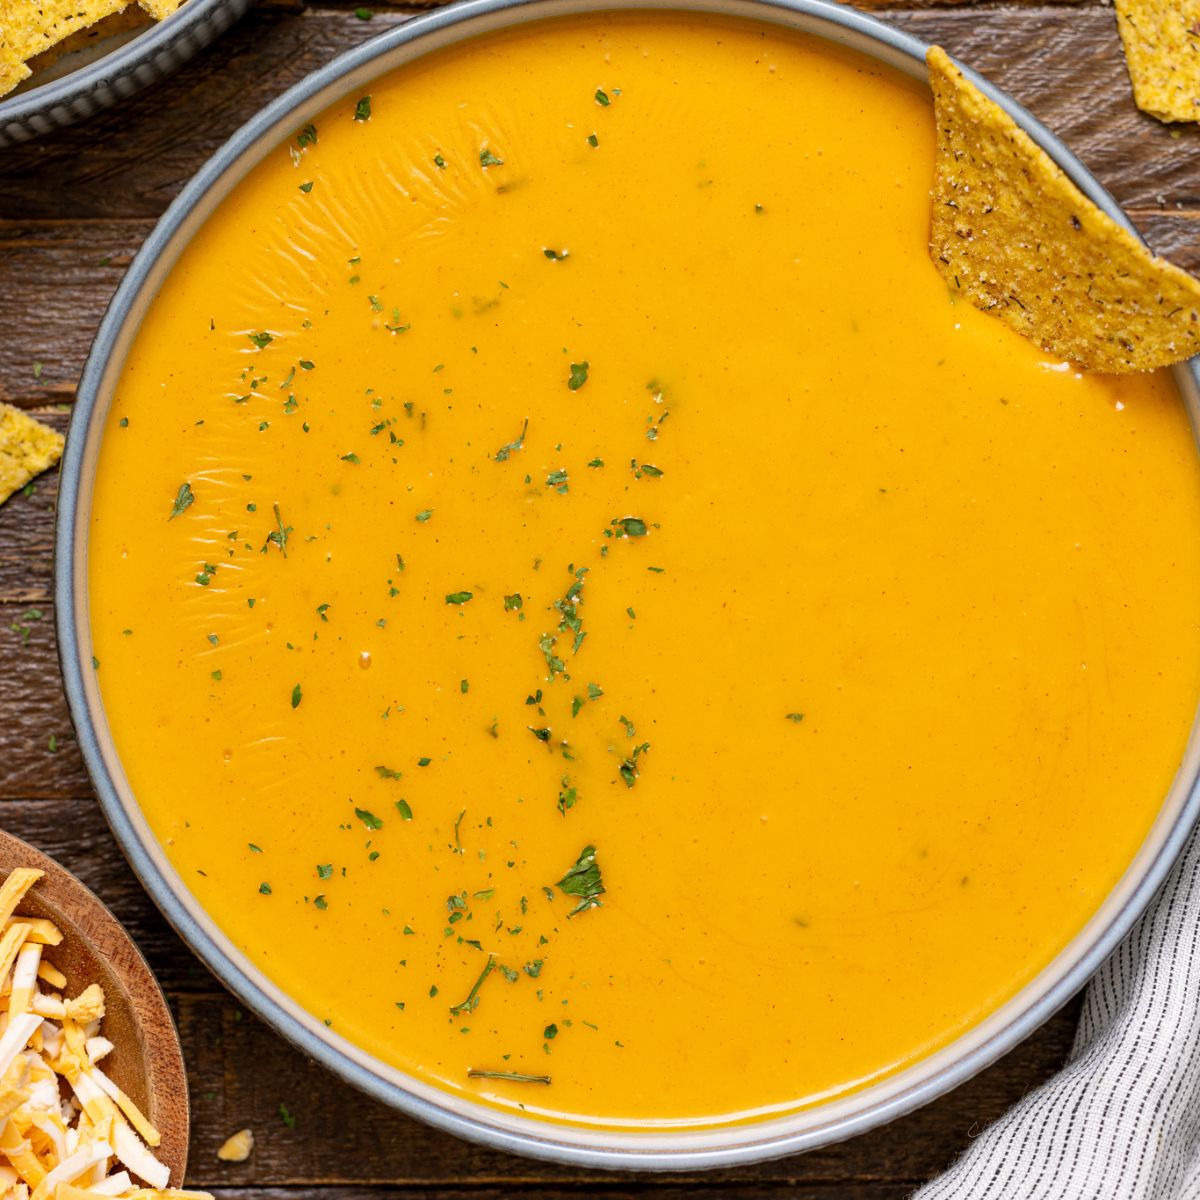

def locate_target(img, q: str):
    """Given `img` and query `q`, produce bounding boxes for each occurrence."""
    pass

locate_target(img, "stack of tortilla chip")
[0,0,184,98]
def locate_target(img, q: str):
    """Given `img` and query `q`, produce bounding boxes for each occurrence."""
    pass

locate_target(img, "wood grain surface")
[1,0,1196,1193]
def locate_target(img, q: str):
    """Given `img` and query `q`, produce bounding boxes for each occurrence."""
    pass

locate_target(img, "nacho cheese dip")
[88,13,1200,1129]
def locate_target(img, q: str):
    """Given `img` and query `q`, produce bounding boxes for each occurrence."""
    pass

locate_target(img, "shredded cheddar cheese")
[0,869,209,1200]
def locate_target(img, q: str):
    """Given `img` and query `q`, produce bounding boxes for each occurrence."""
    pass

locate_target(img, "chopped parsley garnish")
[449,954,495,1016]
[355,807,383,830]
[317,864,333,879]
[543,248,569,261]
[168,482,194,520]
[555,845,605,916]
[247,331,273,349]
[619,742,650,788]
[479,147,504,167]
[557,779,577,815]
[785,712,805,723]
[416,509,433,522]
[612,516,648,537]
[445,591,473,605]
[291,683,302,709]
[433,153,447,169]
[264,503,292,557]
[546,469,569,493]
[259,882,272,895]
[299,181,314,194]
[586,133,599,147]
[494,418,528,462]
[567,361,589,391]
[467,1069,550,1084]
[594,89,611,107]
[395,798,413,820]
[376,766,403,780]
[353,96,372,122]
[504,593,523,611]
[295,124,317,149]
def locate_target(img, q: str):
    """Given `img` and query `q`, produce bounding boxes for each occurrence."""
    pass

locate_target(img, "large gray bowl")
[0,0,251,147]
[56,0,1200,1170]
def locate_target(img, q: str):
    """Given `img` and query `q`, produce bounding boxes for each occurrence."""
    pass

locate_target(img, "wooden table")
[1,0,1196,1194]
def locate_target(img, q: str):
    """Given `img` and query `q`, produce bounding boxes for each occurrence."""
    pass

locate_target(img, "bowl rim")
[56,0,1200,1170]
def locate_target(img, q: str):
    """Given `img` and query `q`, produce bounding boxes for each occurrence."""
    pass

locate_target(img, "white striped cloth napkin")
[918,826,1200,1198]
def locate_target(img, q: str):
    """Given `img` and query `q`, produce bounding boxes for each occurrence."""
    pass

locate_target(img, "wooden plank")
[171,987,1079,1186]
[0,7,1194,225]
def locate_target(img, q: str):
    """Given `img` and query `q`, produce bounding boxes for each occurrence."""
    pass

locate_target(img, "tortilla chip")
[927,46,1200,373]
[135,0,180,20]
[0,45,32,96]
[1115,0,1200,123]
[0,404,64,508]
[0,0,130,63]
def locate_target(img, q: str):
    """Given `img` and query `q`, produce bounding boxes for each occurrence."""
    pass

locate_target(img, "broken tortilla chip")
[1114,0,1200,124]
[927,45,1200,373]
[0,0,130,62]
[135,0,181,21]
[0,404,64,508]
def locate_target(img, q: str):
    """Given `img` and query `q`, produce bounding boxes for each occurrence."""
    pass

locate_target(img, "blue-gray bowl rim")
[56,0,1200,1170]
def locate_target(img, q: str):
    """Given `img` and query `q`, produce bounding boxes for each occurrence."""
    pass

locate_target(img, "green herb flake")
[291,683,302,709]
[785,712,805,723]
[445,591,473,605]
[586,133,599,147]
[395,798,414,821]
[259,882,272,896]
[354,96,372,122]
[450,954,495,1016]
[613,516,647,537]
[467,1069,550,1085]
[595,89,611,107]
[169,482,195,520]
[494,418,528,463]
[247,331,273,349]
[299,181,314,194]
[567,361,589,391]
[355,807,383,831]
[479,147,504,168]
[555,845,605,916]
[317,864,333,879]
[434,153,447,169]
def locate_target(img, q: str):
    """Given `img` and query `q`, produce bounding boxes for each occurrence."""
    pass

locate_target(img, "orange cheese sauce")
[89,13,1200,1128]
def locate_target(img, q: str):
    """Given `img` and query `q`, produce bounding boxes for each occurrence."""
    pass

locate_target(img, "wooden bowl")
[0,829,189,1184]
